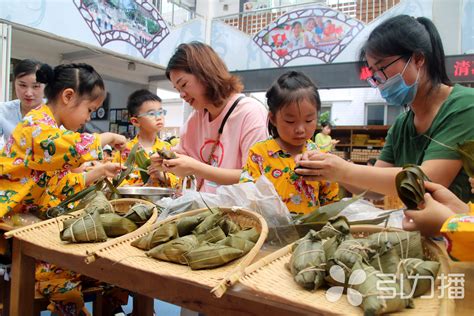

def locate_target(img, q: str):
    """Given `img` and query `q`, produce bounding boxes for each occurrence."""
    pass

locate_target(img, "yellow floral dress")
[0,105,128,315]
[441,203,474,261]
[0,104,102,218]
[241,138,339,215]
[112,135,180,188]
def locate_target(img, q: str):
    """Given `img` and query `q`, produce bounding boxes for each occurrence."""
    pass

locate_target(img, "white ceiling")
[10,27,167,86]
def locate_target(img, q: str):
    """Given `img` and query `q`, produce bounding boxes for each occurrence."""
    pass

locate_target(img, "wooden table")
[9,236,474,316]
[9,237,322,316]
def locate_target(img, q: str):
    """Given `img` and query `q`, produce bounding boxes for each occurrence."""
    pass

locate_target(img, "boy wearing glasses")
[113,89,179,187]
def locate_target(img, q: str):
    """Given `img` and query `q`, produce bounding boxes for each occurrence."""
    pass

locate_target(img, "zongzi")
[123,203,154,226]
[289,230,326,290]
[368,231,423,259]
[217,235,255,254]
[352,260,412,315]
[146,235,199,264]
[100,213,137,237]
[176,210,213,236]
[399,258,440,297]
[84,191,114,214]
[131,222,178,250]
[184,243,244,270]
[396,165,429,209]
[196,226,227,244]
[60,210,108,243]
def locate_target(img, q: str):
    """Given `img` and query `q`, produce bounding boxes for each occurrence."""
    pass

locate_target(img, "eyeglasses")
[366,56,406,88]
[136,109,167,118]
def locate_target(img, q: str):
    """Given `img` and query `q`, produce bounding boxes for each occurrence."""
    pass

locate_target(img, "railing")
[215,0,400,36]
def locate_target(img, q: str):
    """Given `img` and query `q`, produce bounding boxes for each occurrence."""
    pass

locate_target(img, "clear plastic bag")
[156,176,299,246]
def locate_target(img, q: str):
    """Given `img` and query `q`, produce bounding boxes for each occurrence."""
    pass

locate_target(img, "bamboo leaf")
[457,140,474,177]
[294,191,366,224]
[396,165,429,209]
[113,143,138,187]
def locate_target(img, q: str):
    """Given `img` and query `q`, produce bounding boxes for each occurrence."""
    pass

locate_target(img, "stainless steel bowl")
[117,186,178,204]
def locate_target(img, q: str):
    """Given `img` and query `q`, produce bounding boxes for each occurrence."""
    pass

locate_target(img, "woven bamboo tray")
[84,206,268,298]
[239,225,454,315]
[4,198,158,258]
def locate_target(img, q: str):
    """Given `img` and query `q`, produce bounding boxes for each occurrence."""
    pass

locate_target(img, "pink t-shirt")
[176,94,268,192]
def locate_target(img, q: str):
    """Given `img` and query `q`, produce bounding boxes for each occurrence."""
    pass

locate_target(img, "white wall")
[87,78,147,132]
[251,87,385,126]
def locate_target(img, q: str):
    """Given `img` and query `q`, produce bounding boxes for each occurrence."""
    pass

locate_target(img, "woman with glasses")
[294,15,474,205]
[151,41,268,192]
[113,89,179,187]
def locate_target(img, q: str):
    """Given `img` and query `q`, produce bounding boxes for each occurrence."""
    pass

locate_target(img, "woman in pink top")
[150,42,268,192]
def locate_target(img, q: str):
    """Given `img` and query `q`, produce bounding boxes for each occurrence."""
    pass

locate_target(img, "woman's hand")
[403,193,456,237]
[160,153,199,178]
[423,181,469,214]
[294,151,350,182]
[470,177,474,193]
[331,139,340,145]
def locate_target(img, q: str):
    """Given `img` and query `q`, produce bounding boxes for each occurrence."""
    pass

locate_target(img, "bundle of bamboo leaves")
[132,207,260,270]
[287,216,440,314]
[60,193,155,243]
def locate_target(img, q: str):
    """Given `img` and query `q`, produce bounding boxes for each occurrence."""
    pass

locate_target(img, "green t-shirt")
[315,133,333,151]
[379,84,474,203]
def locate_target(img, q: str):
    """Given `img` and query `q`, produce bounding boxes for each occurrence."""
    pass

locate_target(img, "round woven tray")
[84,206,268,297]
[239,225,454,315]
[4,198,158,258]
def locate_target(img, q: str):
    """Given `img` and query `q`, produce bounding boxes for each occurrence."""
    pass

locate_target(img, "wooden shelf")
[317,125,390,162]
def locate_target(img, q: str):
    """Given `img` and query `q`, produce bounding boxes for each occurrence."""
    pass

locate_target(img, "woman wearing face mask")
[295,15,474,203]
[0,59,45,150]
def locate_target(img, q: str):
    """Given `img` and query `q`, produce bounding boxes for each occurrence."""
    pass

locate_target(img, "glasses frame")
[367,55,406,88]
[135,109,168,118]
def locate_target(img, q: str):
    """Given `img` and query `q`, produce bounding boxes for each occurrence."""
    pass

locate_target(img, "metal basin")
[117,186,178,204]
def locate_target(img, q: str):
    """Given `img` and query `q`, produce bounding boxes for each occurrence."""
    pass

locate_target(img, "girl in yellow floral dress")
[113,89,179,188]
[241,71,339,215]
[0,63,127,315]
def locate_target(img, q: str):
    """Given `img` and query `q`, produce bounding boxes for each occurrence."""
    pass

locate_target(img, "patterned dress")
[0,104,127,315]
[441,203,474,261]
[0,104,102,218]
[241,138,339,215]
[112,135,179,188]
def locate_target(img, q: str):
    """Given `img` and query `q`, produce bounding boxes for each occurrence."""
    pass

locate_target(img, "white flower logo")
[325,265,366,306]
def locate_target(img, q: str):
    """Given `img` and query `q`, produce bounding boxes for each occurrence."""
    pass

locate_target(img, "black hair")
[36,63,105,102]
[321,121,332,128]
[266,71,321,138]
[291,21,302,29]
[13,59,43,80]
[127,89,162,117]
[359,15,451,89]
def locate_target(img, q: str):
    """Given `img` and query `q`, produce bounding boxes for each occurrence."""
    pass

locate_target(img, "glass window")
[365,103,403,125]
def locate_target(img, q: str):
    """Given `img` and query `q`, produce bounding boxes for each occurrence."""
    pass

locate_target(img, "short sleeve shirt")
[379,84,474,202]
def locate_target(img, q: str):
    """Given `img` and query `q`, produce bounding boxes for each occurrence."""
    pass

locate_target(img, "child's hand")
[100,133,127,151]
[424,181,469,214]
[403,192,456,237]
[470,177,474,193]
[294,152,349,182]
[101,162,125,178]
[161,153,198,178]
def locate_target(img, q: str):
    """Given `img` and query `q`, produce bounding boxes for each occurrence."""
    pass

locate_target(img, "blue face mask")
[379,57,419,106]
